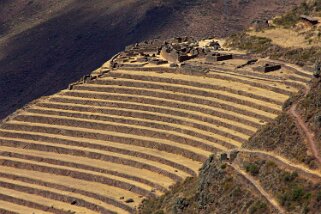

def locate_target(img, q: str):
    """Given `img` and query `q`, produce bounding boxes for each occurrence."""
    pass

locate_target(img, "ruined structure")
[219,151,239,162]
[254,63,281,73]
[0,36,313,214]
[207,41,221,50]
[300,15,319,26]
[237,59,258,69]
[160,46,190,63]
[206,52,233,62]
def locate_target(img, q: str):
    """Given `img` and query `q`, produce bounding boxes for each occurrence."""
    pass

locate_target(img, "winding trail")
[239,149,321,181]
[230,163,286,214]
[288,83,321,165]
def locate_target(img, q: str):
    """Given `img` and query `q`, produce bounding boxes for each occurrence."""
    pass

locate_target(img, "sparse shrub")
[278,186,312,209]
[273,2,310,28]
[173,197,190,213]
[244,163,260,176]
[227,33,272,53]
[283,171,298,182]
[266,161,277,167]
[248,201,267,214]
[230,186,242,197]
[317,191,321,202]
[303,205,310,214]
[314,114,321,128]
[292,187,305,201]
[221,163,227,169]
[223,177,233,191]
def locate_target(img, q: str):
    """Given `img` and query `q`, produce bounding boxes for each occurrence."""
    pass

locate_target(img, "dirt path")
[289,103,321,164]
[239,149,321,181]
[261,60,321,165]
[230,163,286,214]
[288,83,321,165]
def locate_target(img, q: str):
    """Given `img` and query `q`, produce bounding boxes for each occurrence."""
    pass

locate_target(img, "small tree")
[314,61,321,77]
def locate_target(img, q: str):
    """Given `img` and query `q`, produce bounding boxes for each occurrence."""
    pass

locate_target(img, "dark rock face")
[0,0,303,120]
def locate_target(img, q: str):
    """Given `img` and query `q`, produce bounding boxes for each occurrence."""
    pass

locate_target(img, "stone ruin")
[254,63,281,73]
[160,45,192,63]
[108,36,230,69]
[300,15,319,26]
[219,150,239,162]
[206,52,233,62]
[207,41,221,50]
[125,39,163,55]
[167,36,197,44]
[180,63,209,74]
[237,59,258,69]
[159,38,201,63]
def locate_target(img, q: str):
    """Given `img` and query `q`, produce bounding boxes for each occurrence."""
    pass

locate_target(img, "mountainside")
[3,1,321,213]
[0,0,303,120]
[140,1,321,213]
[0,35,316,213]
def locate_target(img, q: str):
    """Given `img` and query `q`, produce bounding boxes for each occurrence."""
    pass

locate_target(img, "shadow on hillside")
[0,2,177,120]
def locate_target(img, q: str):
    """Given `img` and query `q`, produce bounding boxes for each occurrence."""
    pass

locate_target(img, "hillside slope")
[140,2,321,213]
[0,35,314,213]
[0,0,303,120]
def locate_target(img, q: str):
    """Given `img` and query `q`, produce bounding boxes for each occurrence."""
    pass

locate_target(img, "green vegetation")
[243,156,321,213]
[273,2,310,28]
[248,201,268,214]
[273,0,321,28]
[283,171,299,182]
[298,79,321,141]
[244,163,260,176]
[244,114,317,168]
[226,32,321,65]
[139,158,273,213]
[317,191,321,202]
[226,33,272,53]
[139,177,198,214]
[277,186,311,209]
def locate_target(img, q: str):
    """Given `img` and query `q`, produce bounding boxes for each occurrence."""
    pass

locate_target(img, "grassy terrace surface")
[0,54,311,213]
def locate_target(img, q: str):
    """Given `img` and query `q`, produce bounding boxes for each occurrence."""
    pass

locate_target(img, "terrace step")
[36,102,253,138]
[0,145,167,192]
[0,130,200,177]
[0,199,51,214]
[107,70,288,105]
[0,132,189,182]
[0,166,137,213]
[0,186,95,214]
[25,108,246,146]
[49,95,261,130]
[10,114,231,152]
[93,76,283,111]
[72,85,281,117]
[1,122,210,162]
[61,90,275,123]
[0,156,154,197]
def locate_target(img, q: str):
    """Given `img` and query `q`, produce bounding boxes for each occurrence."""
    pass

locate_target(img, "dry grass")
[248,28,321,48]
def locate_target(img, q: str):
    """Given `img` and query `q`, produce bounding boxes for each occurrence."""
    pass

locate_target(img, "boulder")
[125,198,134,203]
